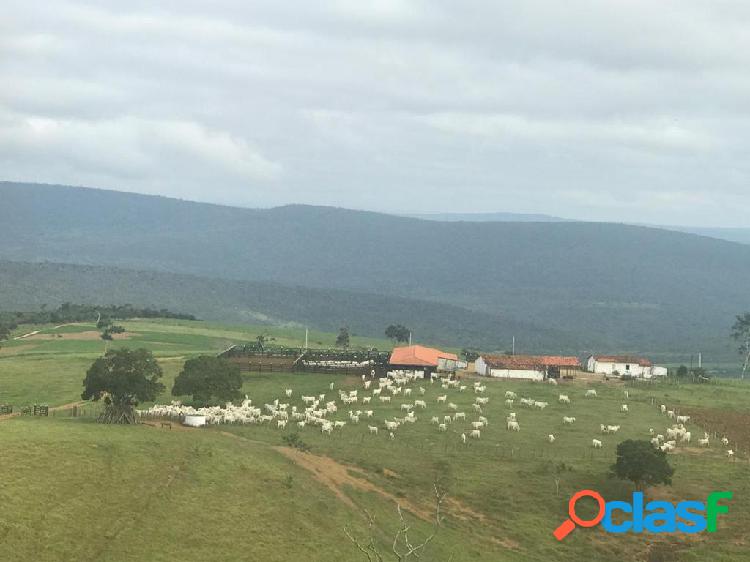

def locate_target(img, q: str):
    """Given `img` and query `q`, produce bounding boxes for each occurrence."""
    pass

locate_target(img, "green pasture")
[1,319,749,561]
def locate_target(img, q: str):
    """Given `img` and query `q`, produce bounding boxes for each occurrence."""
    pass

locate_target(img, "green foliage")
[282,432,311,453]
[385,324,410,343]
[610,439,674,491]
[460,348,480,362]
[82,348,164,408]
[335,327,350,348]
[676,365,688,378]
[172,356,242,406]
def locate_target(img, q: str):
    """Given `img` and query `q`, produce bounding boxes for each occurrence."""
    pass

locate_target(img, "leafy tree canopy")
[611,439,674,491]
[172,356,242,406]
[82,348,164,423]
[336,327,350,348]
[385,324,410,343]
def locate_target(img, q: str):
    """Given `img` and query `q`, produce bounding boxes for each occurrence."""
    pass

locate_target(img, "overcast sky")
[2,1,750,226]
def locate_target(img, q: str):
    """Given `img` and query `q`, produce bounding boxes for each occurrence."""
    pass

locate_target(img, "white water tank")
[183,414,207,427]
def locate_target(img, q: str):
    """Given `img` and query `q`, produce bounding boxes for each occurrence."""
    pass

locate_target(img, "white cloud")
[1,0,749,224]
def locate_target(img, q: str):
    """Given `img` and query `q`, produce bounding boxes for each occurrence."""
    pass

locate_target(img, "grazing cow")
[660,404,666,414]
[436,395,447,403]
[470,429,481,439]
[699,437,710,447]
[461,433,467,444]
[585,389,597,398]
[438,423,447,432]
[507,420,520,431]
[620,404,629,413]
[285,389,293,398]
[558,394,570,404]
[505,391,517,399]
[389,432,395,440]
[430,416,440,424]
[505,399,514,408]
[592,439,603,448]
[727,450,735,459]
[562,416,576,425]
[721,437,729,446]
[368,425,378,435]
[681,432,691,443]
[548,434,555,443]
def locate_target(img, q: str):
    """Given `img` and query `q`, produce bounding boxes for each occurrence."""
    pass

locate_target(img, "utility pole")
[512,336,515,355]
[305,328,308,349]
[409,331,412,346]
[698,352,702,369]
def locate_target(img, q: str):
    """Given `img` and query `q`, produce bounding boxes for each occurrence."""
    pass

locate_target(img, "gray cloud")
[2,0,749,225]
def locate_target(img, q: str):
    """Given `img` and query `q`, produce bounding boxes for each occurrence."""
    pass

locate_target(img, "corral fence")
[221,345,392,377]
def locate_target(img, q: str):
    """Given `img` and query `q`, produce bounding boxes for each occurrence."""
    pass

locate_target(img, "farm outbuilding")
[389,345,459,374]
[474,354,580,380]
[585,355,657,378]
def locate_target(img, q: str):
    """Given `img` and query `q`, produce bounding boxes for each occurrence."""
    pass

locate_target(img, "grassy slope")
[2,320,749,561]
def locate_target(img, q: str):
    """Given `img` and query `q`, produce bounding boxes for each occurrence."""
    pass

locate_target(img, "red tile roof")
[389,345,459,367]
[593,355,652,367]
[481,354,580,370]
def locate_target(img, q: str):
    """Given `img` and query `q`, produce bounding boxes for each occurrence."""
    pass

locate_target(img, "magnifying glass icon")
[553,490,606,541]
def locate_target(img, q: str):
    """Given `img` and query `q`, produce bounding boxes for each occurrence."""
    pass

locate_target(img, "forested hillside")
[2,182,748,359]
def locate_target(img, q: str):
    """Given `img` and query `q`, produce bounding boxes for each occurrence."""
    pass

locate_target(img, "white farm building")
[586,355,666,379]
[475,354,580,381]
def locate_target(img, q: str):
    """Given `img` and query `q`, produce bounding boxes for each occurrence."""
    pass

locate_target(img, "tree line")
[0,302,196,342]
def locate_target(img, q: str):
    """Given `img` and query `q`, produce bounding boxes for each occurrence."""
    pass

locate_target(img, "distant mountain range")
[1,181,747,361]
[406,212,569,223]
[408,211,750,246]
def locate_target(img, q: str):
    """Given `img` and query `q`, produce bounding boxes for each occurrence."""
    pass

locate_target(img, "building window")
[625,364,630,371]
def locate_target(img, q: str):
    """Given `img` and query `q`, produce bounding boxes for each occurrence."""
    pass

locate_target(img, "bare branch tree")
[344,482,447,562]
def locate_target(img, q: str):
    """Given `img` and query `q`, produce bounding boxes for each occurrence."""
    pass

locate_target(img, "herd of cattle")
[140,370,735,459]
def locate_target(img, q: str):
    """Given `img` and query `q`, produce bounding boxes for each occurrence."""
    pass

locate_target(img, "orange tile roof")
[389,345,459,367]
[481,354,580,370]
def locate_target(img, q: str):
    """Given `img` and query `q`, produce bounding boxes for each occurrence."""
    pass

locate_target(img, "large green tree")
[172,356,242,406]
[335,327,350,348]
[385,324,410,344]
[611,440,674,492]
[731,313,750,379]
[82,348,164,424]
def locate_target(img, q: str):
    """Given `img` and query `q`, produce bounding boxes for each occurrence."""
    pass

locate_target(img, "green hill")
[2,181,749,360]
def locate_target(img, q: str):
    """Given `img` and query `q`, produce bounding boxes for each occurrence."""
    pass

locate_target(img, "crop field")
[1,319,749,561]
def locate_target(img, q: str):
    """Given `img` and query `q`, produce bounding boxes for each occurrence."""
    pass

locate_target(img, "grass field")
[1,319,749,561]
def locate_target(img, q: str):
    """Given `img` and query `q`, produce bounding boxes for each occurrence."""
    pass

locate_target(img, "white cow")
[562,416,576,425]
[585,389,597,398]
[592,439,603,448]
[548,434,555,443]
[470,429,481,439]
